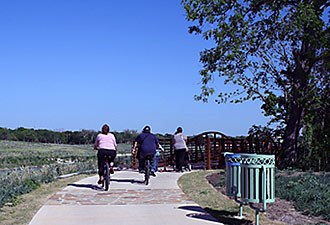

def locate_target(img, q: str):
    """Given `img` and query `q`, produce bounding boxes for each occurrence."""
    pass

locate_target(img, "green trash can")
[240,154,275,208]
[224,153,241,197]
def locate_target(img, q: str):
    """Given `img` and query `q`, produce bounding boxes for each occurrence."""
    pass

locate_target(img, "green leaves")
[182,0,330,169]
[183,0,328,104]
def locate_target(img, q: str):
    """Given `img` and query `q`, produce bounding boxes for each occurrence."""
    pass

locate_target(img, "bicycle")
[144,154,153,185]
[103,156,114,191]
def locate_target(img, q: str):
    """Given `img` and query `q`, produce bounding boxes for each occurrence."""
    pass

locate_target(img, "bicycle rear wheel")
[144,159,150,185]
[104,162,110,191]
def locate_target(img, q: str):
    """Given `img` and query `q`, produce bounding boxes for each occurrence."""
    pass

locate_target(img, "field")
[0,140,131,169]
[0,141,93,169]
[0,140,131,207]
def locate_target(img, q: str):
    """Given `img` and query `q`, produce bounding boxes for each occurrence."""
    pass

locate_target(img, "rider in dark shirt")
[133,125,159,176]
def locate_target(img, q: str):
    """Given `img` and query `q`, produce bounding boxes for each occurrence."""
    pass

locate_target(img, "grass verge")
[0,174,89,225]
[178,170,285,225]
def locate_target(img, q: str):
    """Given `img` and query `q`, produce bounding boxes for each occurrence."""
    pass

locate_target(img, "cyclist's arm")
[158,144,164,152]
[155,136,160,149]
[94,134,100,150]
[132,141,138,154]
[94,140,99,150]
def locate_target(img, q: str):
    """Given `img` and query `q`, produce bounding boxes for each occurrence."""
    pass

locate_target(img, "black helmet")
[143,125,151,133]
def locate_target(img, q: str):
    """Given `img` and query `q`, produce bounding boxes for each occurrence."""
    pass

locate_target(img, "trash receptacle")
[224,153,241,197]
[240,154,275,207]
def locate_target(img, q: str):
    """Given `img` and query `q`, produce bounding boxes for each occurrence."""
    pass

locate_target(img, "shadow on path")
[205,207,253,225]
[178,205,253,225]
[110,178,145,184]
[68,183,103,191]
[178,205,219,223]
[68,178,146,191]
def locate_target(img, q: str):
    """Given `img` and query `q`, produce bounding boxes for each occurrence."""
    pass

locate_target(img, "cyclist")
[133,125,159,177]
[152,144,164,172]
[94,124,117,184]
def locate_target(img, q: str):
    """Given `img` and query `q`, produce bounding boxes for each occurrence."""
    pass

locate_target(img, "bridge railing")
[131,131,282,171]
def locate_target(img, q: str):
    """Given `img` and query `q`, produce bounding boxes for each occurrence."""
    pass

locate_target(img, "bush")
[276,173,330,221]
[0,159,97,207]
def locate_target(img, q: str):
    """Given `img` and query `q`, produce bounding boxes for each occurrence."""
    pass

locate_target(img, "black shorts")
[97,149,117,161]
[97,149,116,176]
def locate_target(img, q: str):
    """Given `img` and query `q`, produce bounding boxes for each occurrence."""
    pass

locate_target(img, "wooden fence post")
[218,140,222,168]
[207,136,211,170]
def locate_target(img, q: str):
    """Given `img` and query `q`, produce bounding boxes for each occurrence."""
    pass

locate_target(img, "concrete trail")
[29,170,221,225]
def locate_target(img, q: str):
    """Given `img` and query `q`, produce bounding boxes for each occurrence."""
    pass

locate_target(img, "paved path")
[29,170,221,225]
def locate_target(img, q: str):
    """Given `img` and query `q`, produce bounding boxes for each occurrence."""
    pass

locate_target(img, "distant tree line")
[0,127,163,145]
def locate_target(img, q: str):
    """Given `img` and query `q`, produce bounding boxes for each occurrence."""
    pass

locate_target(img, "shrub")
[0,159,97,207]
[275,173,330,221]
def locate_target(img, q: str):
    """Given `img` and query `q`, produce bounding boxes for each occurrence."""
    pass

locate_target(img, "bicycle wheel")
[144,159,150,185]
[104,162,110,191]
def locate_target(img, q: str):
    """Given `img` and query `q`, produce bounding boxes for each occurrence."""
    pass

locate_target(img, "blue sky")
[0,0,268,136]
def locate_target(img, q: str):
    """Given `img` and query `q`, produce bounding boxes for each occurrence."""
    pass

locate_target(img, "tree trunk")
[280,41,311,168]
[280,103,304,168]
[280,62,307,168]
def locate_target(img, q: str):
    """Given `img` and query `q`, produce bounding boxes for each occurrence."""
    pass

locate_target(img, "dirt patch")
[206,173,330,225]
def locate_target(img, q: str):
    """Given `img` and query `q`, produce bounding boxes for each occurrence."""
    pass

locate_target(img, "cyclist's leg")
[141,153,150,171]
[108,150,116,174]
[149,154,156,176]
[97,150,106,183]
[137,150,143,173]
[139,155,145,173]
[152,151,160,172]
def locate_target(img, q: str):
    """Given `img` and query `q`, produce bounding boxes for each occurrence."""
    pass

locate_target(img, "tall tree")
[182,0,330,167]
[299,70,330,171]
